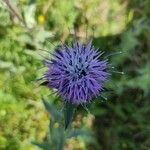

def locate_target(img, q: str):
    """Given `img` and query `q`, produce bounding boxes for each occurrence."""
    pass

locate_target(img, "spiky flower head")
[44,41,109,105]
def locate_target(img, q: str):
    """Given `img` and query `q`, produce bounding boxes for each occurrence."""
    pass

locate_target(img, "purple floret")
[44,41,109,104]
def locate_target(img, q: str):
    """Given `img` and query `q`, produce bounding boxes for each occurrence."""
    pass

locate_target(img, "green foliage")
[64,102,76,130]
[0,0,149,149]
[33,99,92,150]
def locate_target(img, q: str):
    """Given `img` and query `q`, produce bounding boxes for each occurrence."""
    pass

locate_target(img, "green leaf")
[64,102,76,130]
[31,141,44,149]
[32,141,52,150]
[42,98,61,121]
[57,129,64,150]
[23,3,36,28]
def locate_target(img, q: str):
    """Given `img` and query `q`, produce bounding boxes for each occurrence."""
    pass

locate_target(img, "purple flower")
[44,41,109,105]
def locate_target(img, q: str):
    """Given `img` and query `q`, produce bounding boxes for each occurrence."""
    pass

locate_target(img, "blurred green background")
[0,0,150,149]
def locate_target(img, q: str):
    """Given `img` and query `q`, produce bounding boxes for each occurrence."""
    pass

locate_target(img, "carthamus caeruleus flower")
[43,41,109,105]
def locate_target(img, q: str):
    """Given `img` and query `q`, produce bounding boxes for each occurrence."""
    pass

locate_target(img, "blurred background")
[0,0,150,149]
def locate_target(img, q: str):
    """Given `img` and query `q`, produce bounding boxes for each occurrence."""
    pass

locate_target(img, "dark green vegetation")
[0,0,149,149]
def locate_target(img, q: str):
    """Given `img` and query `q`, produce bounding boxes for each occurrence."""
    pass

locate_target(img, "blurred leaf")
[64,102,76,129]
[32,141,52,150]
[0,60,15,71]
[23,3,36,28]
[56,129,64,150]
[42,98,61,121]
[31,141,44,149]
[33,27,52,44]
[0,6,11,26]
[66,129,92,139]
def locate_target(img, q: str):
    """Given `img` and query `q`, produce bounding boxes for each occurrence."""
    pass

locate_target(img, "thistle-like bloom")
[44,41,109,105]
